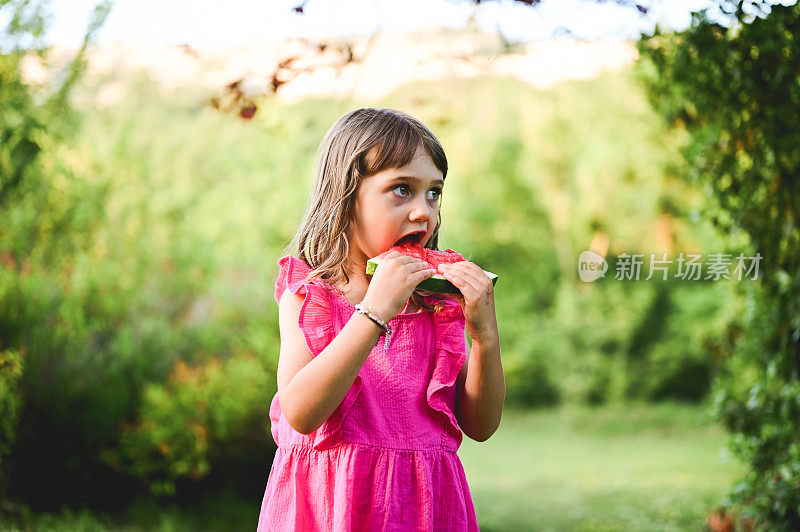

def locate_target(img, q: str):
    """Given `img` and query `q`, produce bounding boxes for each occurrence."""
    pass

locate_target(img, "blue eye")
[392,185,442,200]
[392,184,410,196]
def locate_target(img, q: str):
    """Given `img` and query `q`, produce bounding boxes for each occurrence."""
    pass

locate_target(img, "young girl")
[258,108,505,531]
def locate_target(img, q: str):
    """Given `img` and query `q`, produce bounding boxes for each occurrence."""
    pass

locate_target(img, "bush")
[0,349,23,485]
[639,2,800,527]
[118,353,273,496]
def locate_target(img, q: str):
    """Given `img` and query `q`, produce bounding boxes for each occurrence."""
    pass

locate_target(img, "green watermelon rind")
[366,257,498,295]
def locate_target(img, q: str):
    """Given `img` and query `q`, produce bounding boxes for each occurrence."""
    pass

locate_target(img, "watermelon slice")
[366,241,498,294]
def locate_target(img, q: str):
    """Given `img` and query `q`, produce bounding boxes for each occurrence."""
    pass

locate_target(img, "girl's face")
[347,145,443,272]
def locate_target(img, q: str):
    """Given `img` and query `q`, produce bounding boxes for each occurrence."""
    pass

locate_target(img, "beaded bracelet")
[354,302,393,349]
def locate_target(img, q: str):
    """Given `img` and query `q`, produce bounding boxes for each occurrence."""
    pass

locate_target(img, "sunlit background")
[48,0,706,46]
[3,0,798,530]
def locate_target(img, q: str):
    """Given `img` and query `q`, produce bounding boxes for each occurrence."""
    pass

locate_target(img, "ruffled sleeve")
[426,297,468,450]
[270,255,362,449]
[274,255,335,358]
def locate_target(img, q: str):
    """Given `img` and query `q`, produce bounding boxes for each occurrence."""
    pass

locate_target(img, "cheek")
[367,215,396,239]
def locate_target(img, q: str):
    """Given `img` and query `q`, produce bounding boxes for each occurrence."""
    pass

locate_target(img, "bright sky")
[45,0,719,50]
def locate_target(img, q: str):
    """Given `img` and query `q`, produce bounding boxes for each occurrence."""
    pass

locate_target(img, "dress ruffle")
[260,444,479,531]
[426,297,467,448]
[274,255,337,358]
[270,255,362,449]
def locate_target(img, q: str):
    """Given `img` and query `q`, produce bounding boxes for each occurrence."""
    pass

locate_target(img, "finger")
[458,267,493,291]
[440,262,490,289]
[406,261,435,274]
[411,266,438,282]
[438,267,477,296]
[439,261,479,276]
[393,254,429,266]
[383,257,421,272]
[386,253,415,264]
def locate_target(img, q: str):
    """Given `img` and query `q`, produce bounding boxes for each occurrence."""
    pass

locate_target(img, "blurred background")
[2,0,798,530]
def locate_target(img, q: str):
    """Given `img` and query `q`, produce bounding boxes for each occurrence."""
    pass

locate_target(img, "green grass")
[4,403,743,531]
[1,488,257,532]
[460,402,744,531]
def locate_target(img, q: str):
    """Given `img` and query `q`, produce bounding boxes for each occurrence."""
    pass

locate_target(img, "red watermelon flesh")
[381,241,467,268]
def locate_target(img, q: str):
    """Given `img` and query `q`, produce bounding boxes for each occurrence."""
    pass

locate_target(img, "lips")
[393,230,426,247]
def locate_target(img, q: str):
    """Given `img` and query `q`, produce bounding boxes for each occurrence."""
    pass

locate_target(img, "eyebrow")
[389,175,445,187]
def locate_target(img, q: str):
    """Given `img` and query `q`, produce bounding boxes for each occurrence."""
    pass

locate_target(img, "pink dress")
[257,255,480,531]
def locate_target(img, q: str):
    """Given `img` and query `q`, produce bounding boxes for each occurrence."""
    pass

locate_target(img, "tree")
[0,0,112,510]
[638,2,800,528]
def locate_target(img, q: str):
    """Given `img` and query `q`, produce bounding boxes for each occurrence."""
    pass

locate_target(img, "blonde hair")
[284,107,453,313]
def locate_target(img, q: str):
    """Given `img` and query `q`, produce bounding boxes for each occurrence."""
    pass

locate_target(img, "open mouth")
[393,231,426,247]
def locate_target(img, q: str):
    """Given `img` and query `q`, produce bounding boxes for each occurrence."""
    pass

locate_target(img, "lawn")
[460,401,744,531]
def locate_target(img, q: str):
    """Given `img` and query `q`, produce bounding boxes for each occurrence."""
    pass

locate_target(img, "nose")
[409,194,435,224]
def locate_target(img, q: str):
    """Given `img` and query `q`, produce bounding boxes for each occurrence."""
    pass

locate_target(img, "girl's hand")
[362,251,437,322]
[437,261,498,343]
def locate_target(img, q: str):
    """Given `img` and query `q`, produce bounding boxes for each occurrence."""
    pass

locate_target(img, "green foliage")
[623,279,738,403]
[0,349,23,482]
[0,48,46,206]
[639,1,800,528]
[1,71,285,507]
[2,0,284,511]
[1,1,110,208]
[0,0,108,508]
[118,353,272,496]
